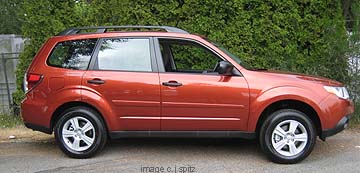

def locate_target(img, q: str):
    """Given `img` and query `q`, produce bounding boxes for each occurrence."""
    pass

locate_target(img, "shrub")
[14,0,351,107]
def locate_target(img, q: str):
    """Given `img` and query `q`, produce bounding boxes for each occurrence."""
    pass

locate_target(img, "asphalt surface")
[0,129,359,173]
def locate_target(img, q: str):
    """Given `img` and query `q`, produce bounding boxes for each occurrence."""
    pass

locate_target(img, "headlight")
[323,86,350,99]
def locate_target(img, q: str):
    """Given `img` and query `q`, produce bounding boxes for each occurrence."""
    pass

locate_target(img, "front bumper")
[320,115,351,141]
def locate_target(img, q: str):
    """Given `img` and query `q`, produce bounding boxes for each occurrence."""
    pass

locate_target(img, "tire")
[54,106,107,158]
[259,109,316,164]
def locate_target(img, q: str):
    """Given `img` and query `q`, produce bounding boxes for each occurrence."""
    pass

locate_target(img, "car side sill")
[109,131,256,139]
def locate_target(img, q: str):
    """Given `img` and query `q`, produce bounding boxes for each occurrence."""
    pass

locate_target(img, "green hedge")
[14,0,350,105]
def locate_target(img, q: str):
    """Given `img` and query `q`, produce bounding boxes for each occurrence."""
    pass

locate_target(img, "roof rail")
[57,26,189,36]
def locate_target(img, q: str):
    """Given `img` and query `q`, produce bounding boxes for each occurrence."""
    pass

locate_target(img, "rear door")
[82,37,161,131]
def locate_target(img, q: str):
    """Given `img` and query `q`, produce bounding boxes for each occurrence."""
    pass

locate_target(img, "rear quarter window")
[47,39,97,70]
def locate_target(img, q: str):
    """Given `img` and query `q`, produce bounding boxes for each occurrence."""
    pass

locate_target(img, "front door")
[156,38,249,131]
[82,37,161,131]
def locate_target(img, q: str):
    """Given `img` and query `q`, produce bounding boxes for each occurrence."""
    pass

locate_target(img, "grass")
[0,113,23,128]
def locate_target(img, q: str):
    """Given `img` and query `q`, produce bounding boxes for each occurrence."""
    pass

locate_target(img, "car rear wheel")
[259,109,316,164]
[54,107,107,158]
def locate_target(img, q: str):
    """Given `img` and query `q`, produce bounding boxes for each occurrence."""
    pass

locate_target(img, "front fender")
[247,86,325,131]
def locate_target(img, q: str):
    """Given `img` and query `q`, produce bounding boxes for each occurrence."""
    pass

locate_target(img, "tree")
[347,1,360,123]
[13,0,85,104]
[13,0,351,106]
[0,0,23,34]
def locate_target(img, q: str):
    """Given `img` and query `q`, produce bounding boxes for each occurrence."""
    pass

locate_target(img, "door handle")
[87,79,105,85]
[162,81,182,87]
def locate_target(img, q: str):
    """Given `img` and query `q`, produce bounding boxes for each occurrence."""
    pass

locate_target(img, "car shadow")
[100,138,267,160]
[23,134,354,164]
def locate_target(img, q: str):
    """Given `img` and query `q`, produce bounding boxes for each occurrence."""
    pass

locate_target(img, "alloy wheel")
[62,116,95,152]
[271,119,308,157]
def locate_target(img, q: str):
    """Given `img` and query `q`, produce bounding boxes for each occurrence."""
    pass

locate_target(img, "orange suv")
[21,26,354,163]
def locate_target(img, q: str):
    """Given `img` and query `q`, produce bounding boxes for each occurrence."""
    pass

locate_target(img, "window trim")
[88,37,158,73]
[154,37,242,76]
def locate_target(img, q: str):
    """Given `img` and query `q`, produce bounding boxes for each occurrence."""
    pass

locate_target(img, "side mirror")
[216,61,234,76]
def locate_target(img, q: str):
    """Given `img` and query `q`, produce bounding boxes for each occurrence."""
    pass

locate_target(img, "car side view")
[21,26,354,163]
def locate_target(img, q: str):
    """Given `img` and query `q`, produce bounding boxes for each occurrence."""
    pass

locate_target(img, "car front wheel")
[54,106,107,158]
[259,109,316,164]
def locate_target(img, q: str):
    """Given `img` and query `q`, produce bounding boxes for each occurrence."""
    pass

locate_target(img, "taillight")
[24,73,42,93]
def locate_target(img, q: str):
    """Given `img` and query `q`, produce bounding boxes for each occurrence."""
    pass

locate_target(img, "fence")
[0,53,20,114]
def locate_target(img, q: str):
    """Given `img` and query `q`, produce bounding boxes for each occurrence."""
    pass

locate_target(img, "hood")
[256,70,342,86]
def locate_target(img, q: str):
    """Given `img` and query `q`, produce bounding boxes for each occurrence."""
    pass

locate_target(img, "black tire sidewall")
[260,109,316,163]
[54,107,107,158]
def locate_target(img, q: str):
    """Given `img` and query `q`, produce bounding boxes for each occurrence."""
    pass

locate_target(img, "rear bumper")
[24,123,52,134]
[320,115,351,141]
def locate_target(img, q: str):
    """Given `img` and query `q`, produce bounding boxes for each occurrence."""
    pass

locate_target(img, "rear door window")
[47,39,97,70]
[95,38,152,72]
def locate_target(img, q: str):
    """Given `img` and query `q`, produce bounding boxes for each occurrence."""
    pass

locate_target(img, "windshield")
[211,42,254,70]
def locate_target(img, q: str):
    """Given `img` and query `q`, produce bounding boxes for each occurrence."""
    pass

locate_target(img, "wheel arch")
[50,101,109,133]
[254,99,322,137]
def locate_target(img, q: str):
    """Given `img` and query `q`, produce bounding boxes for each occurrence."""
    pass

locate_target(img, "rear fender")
[80,86,118,131]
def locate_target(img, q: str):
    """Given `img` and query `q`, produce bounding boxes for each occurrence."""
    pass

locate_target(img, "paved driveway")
[0,128,359,173]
